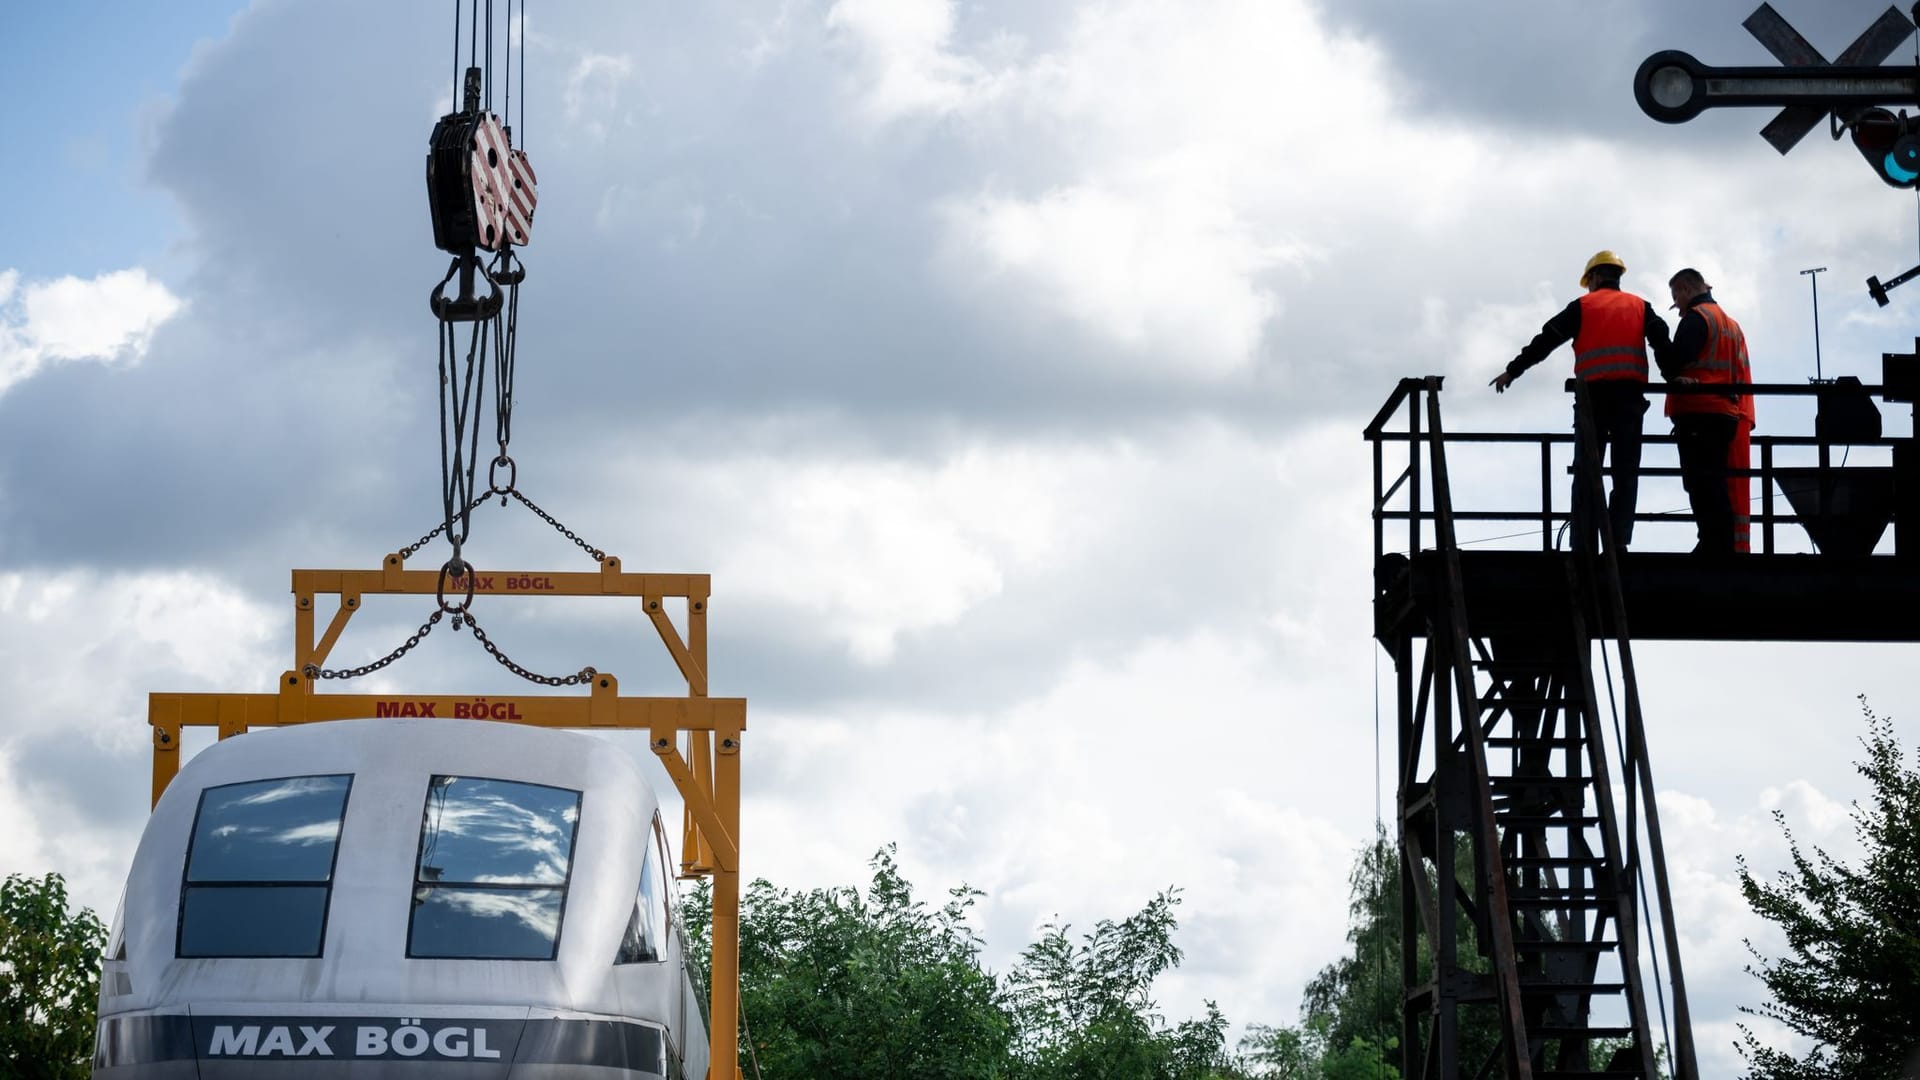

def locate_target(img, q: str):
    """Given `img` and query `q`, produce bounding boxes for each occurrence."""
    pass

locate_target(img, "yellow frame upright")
[145,550,747,1080]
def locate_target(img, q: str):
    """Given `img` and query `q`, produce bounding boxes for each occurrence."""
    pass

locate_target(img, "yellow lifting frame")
[145,552,747,1080]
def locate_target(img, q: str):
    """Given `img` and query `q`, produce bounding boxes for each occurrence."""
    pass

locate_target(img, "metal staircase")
[1373,377,1695,1078]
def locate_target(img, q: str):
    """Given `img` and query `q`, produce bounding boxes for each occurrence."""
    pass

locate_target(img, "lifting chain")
[392,488,605,566]
[302,602,595,687]
[305,610,445,681]
[463,608,598,686]
[503,489,605,563]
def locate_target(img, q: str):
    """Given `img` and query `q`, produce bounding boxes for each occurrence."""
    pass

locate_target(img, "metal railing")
[1365,376,1902,561]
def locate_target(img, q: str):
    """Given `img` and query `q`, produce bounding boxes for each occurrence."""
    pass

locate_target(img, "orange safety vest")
[1666,300,1750,418]
[1571,289,1651,383]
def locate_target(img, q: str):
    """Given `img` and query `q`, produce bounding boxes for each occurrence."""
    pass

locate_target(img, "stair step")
[1483,692,1563,707]
[1515,940,1620,953]
[1509,889,1610,901]
[1518,979,1626,994]
[1537,1072,1650,1079]
[1531,1025,1635,1039]
[1474,659,1566,672]
[1499,814,1601,829]
[1490,776,1593,790]
[1507,895,1612,909]
[1486,736,1586,748]
[1506,856,1608,868]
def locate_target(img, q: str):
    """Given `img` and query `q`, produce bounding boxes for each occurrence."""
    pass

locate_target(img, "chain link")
[398,492,494,561]
[301,605,597,687]
[305,609,445,680]
[464,609,599,685]
[508,489,606,563]
[394,490,602,565]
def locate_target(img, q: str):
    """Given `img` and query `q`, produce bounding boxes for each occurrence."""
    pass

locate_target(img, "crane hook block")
[426,106,538,255]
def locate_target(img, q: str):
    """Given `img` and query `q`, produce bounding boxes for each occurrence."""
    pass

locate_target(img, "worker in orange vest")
[1660,268,1752,556]
[1492,251,1672,552]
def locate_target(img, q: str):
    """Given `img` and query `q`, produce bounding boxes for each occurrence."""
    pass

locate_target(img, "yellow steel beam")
[309,594,360,669]
[301,558,707,600]
[148,687,746,737]
[649,741,737,872]
[645,598,708,696]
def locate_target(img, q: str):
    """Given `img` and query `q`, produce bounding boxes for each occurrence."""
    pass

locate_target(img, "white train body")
[92,718,709,1079]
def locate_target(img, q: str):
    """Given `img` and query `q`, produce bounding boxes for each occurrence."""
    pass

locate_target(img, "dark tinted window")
[410,776,581,959]
[178,774,352,958]
[180,887,330,957]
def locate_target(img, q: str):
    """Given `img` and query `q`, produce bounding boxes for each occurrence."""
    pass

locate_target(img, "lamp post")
[1801,266,1827,381]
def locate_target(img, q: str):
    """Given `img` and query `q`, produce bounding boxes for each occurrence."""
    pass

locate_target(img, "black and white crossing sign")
[1745,4,1916,152]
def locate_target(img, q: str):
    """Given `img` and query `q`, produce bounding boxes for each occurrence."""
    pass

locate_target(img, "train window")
[616,836,665,964]
[409,776,582,960]
[178,774,353,958]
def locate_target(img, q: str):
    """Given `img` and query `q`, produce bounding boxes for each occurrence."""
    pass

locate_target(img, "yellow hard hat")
[1580,250,1626,287]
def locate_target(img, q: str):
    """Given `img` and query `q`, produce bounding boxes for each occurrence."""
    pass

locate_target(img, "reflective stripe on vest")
[1668,300,1750,417]
[1572,290,1650,382]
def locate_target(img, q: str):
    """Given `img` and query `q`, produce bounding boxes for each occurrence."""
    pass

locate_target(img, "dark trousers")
[1674,412,1739,554]
[1571,382,1647,552]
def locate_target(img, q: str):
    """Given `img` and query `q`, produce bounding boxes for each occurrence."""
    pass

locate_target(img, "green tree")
[680,853,1243,1080]
[1736,699,1920,1078]
[1005,888,1239,1080]
[687,847,1012,1080]
[0,872,106,1079]
[1238,830,1406,1079]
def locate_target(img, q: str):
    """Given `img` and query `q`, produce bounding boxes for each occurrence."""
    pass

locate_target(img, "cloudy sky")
[5,0,1920,1072]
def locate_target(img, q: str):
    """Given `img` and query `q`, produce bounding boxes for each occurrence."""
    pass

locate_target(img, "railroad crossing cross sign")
[1744,3,1916,153]
[1635,4,1919,133]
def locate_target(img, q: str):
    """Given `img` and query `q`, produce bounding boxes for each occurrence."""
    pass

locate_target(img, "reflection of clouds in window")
[180,774,351,958]
[189,775,351,884]
[232,776,347,807]
[436,889,562,939]
[275,820,343,846]
[418,778,579,886]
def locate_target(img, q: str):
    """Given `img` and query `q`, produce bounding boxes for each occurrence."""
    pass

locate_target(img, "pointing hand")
[1490,371,1515,393]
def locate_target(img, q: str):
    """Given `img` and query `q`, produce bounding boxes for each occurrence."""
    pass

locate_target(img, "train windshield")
[179,774,353,957]
[409,776,582,960]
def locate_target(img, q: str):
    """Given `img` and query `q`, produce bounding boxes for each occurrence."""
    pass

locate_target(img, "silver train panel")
[94,718,708,1079]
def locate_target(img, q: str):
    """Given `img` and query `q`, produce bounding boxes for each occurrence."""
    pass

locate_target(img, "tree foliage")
[1235,829,1404,1078]
[1004,887,1236,1080]
[1737,699,1920,1078]
[698,847,1009,1080]
[680,848,1240,1080]
[0,872,106,1079]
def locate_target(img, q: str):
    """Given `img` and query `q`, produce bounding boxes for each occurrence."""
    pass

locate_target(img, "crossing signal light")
[1851,108,1920,189]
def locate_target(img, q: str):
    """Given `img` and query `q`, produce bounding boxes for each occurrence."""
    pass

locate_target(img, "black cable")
[485,0,494,114]
[503,0,512,135]
[519,0,526,142]
[469,0,479,83]
[451,0,460,114]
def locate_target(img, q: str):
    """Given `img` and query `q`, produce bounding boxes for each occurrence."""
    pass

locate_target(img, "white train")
[92,717,710,1079]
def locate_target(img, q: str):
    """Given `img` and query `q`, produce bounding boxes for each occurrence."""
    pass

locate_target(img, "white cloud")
[0,569,280,753]
[943,182,1297,376]
[0,268,182,398]
[691,443,1071,663]
[826,0,1003,120]
[562,52,634,140]
[0,570,281,917]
